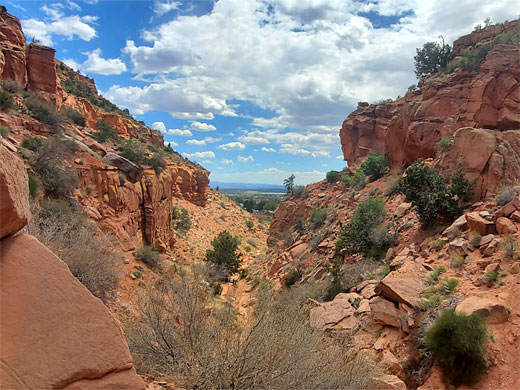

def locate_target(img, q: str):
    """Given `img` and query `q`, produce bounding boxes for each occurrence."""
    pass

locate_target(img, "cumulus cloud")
[186,139,207,146]
[22,3,97,46]
[237,155,254,163]
[222,159,234,165]
[152,122,193,136]
[211,167,325,185]
[64,49,126,76]
[261,147,276,152]
[218,142,246,151]
[154,1,181,15]
[190,121,217,132]
[237,135,270,145]
[182,151,216,159]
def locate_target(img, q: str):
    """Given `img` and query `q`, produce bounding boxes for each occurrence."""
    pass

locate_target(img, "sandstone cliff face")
[0,146,144,389]
[339,22,519,196]
[0,8,27,87]
[26,43,59,94]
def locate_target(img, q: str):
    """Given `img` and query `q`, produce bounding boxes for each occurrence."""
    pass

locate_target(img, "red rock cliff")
[0,8,27,86]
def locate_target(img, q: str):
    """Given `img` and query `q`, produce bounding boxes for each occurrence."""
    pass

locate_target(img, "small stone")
[509,262,520,274]
[484,263,500,273]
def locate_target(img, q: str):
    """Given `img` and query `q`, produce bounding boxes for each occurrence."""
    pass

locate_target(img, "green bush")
[407,84,418,93]
[61,106,86,127]
[172,206,191,234]
[0,125,9,138]
[426,266,446,285]
[92,119,119,143]
[451,165,476,202]
[430,239,446,251]
[342,168,366,190]
[31,137,79,197]
[0,89,14,111]
[135,246,161,269]
[119,140,147,165]
[425,310,488,385]
[293,218,306,235]
[414,40,454,78]
[246,219,254,229]
[437,137,453,151]
[441,277,458,293]
[360,153,388,181]
[326,170,339,183]
[336,197,387,258]
[21,136,43,151]
[25,96,60,126]
[205,231,242,279]
[495,186,517,206]
[310,207,327,229]
[481,270,498,285]
[398,159,474,228]
[284,268,302,288]
[28,173,39,199]
[146,152,166,174]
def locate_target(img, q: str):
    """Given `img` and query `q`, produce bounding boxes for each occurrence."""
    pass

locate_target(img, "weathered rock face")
[0,234,145,389]
[268,199,311,246]
[77,162,209,251]
[339,24,520,197]
[0,145,30,238]
[26,43,58,94]
[375,261,426,308]
[0,8,27,86]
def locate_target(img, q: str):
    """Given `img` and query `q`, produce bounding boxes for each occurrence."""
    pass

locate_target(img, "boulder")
[356,299,371,314]
[371,375,407,390]
[466,212,496,236]
[511,210,520,223]
[481,237,500,257]
[509,262,520,274]
[370,297,408,329]
[449,237,469,255]
[0,145,30,239]
[455,296,509,324]
[381,350,403,376]
[0,234,145,389]
[309,293,358,331]
[496,217,517,234]
[375,261,426,307]
[443,214,468,236]
[395,202,412,218]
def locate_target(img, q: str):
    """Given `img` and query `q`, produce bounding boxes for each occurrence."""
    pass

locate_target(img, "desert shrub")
[92,119,119,143]
[61,105,86,127]
[29,200,121,302]
[437,137,453,151]
[172,206,191,234]
[481,270,498,285]
[415,294,442,311]
[293,185,307,197]
[426,266,446,285]
[119,140,147,164]
[0,89,14,111]
[407,84,418,93]
[398,159,474,228]
[0,125,8,138]
[146,152,166,174]
[458,44,492,72]
[451,165,476,202]
[430,239,445,251]
[25,96,60,125]
[495,186,517,206]
[342,168,366,190]
[450,254,465,269]
[310,207,327,229]
[127,275,375,389]
[246,219,254,229]
[244,245,252,253]
[284,268,302,288]
[414,39,454,78]
[205,231,241,279]
[324,258,345,301]
[501,234,518,258]
[448,226,461,241]
[326,170,339,183]
[336,198,387,258]
[28,172,39,199]
[384,173,401,196]
[21,136,43,151]
[441,277,458,293]
[469,232,481,247]
[293,218,306,235]
[360,153,388,181]
[425,310,488,385]
[369,223,398,255]
[31,136,79,197]
[135,246,161,269]
[283,174,295,194]
[1,78,22,93]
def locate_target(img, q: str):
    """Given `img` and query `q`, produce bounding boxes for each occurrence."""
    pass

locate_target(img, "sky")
[8,0,516,185]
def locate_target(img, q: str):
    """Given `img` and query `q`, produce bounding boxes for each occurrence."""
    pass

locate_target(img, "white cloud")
[237,155,254,163]
[164,140,178,147]
[22,11,98,46]
[182,151,216,159]
[190,121,217,132]
[261,147,276,152]
[336,154,344,159]
[154,1,181,15]
[64,49,126,76]
[237,135,270,145]
[153,122,193,136]
[222,159,234,165]
[218,142,246,151]
[186,139,207,146]
[152,121,167,133]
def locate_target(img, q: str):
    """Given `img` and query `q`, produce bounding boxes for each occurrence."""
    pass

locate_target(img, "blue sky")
[9,0,515,184]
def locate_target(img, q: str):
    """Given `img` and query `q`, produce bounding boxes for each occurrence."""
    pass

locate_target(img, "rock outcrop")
[0,144,30,238]
[339,22,520,200]
[26,43,58,94]
[0,147,145,389]
[0,8,27,86]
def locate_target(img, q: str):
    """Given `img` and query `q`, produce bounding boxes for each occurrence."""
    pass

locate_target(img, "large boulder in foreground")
[455,296,510,324]
[0,145,30,239]
[0,234,145,389]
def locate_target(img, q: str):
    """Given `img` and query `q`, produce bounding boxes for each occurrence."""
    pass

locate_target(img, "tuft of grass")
[495,186,517,206]
[426,266,446,285]
[135,246,161,269]
[430,239,446,251]
[441,277,458,293]
[437,137,453,151]
[469,232,481,247]
[481,270,498,285]
[450,254,465,269]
